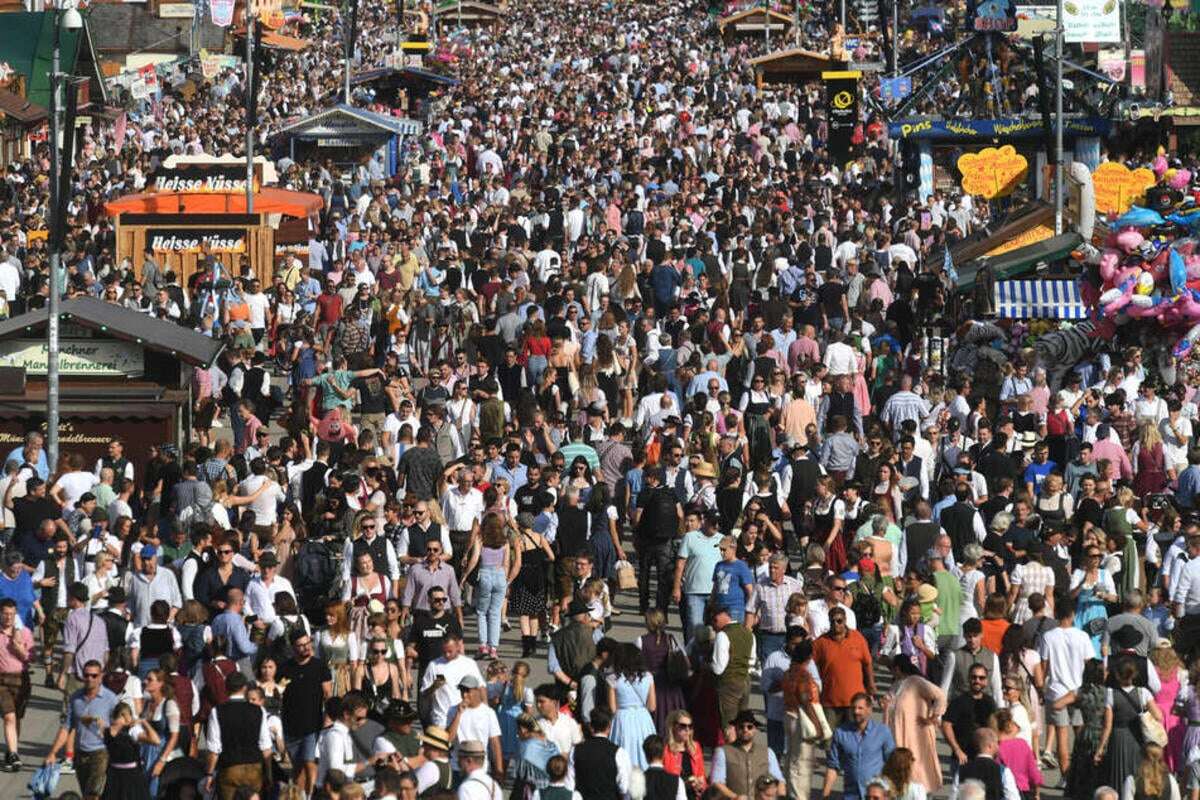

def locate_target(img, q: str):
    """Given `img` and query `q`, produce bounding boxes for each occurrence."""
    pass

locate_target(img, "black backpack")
[294,540,338,611]
[850,571,884,630]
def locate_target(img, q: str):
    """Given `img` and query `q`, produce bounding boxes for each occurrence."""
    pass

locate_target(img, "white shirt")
[1122,773,1181,800]
[54,470,95,509]
[238,475,286,526]
[316,720,359,786]
[1038,625,1096,701]
[244,292,271,328]
[806,600,858,639]
[566,733,632,799]
[450,704,501,772]
[537,713,583,756]
[712,627,759,675]
[420,655,485,727]
[823,341,857,376]
[441,487,485,531]
[204,695,272,754]
[1172,556,1200,617]
[246,575,295,625]
[0,262,20,304]
[458,767,503,800]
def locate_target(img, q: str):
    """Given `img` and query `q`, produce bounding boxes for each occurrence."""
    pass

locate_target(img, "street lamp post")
[1054,0,1064,236]
[47,1,82,471]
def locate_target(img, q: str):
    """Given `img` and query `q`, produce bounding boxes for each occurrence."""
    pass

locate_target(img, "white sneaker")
[59,757,74,774]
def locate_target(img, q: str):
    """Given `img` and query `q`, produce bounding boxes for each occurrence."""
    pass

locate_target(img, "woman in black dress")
[638,610,687,734]
[103,702,160,800]
[511,513,555,657]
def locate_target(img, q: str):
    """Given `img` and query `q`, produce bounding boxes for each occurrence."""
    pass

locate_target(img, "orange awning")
[104,188,324,218]
[261,32,311,50]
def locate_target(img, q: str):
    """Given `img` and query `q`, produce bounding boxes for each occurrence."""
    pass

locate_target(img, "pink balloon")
[1171,169,1194,191]
[1154,155,1169,177]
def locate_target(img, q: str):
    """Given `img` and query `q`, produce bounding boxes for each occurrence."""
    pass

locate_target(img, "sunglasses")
[372,649,388,655]
[362,524,377,530]
[218,548,234,555]
[431,597,447,603]
[427,547,441,554]
[676,721,693,729]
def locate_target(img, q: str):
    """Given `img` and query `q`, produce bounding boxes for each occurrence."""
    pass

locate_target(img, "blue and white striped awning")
[994,280,1088,320]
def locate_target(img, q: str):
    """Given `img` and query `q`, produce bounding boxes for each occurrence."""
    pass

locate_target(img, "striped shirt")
[749,575,805,633]
[880,391,930,438]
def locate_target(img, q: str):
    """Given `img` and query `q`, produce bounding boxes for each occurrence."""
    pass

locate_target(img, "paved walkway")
[0,581,1073,798]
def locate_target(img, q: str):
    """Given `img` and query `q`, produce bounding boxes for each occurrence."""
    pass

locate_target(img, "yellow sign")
[957,145,1029,199]
[984,223,1055,257]
[1092,161,1156,215]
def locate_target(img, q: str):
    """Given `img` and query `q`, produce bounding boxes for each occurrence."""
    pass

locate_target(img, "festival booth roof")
[955,233,1082,293]
[433,0,505,24]
[749,48,847,84]
[0,296,224,367]
[351,65,460,88]
[718,7,795,40]
[280,103,422,141]
[994,280,1087,320]
[103,187,324,218]
[0,88,46,124]
[0,11,105,109]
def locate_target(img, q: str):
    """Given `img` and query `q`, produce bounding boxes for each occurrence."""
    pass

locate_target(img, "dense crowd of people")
[0,0,1189,798]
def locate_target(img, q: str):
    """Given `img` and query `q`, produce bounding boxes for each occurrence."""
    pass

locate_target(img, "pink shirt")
[0,626,32,673]
[788,337,821,370]
[997,737,1043,791]
[1092,438,1134,480]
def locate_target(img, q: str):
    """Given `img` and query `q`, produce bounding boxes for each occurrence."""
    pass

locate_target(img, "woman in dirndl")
[812,477,848,573]
[344,552,389,645]
[318,601,361,696]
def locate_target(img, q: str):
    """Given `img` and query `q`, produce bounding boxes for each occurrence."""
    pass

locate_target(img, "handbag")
[664,634,692,685]
[1136,691,1169,747]
[615,559,638,590]
[796,702,833,743]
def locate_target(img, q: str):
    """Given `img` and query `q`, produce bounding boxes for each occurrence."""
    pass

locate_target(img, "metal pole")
[1121,0,1130,83]
[245,14,254,214]
[1054,0,1064,236]
[344,0,352,104]
[891,0,899,75]
[47,10,60,472]
[840,0,845,29]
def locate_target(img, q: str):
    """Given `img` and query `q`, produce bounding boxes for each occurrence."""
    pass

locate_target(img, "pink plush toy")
[1154,155,1170,177]
[1171,169,1194,191]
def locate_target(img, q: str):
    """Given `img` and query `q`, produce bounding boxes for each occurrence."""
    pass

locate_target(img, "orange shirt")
[812,630,872,708]
[980,618,1011,655]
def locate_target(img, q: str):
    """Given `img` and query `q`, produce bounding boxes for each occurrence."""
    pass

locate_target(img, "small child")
[533,754,582,800]
[582,577,612,626]
[1144,585,1175,638]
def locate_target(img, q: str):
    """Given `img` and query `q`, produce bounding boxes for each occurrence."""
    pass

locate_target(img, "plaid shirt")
[749,575,805,634]
[1109,409,1137,451]
[200,457,230,484]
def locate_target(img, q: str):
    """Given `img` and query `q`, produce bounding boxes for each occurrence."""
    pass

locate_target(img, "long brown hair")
[325,601,350,637]
[881,748,914,796]
[1138,743,1168,798]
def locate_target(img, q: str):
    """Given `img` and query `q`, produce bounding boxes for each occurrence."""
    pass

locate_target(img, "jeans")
[758,632,786,663]
[682,593,709,639]
[475,566,506,648]
[767,718,786,763]
[861,623,882,657]
[637,540,673,615]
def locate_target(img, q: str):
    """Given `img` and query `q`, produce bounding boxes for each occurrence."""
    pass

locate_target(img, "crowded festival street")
[0,0,1195,796]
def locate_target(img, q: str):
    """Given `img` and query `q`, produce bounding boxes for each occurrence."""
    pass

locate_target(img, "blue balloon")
[1172,249,1189,295]
[1114,206,1165,228]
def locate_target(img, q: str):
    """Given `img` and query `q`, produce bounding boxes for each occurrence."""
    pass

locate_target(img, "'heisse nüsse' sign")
[152,164,256,193]
[148,229,247,253]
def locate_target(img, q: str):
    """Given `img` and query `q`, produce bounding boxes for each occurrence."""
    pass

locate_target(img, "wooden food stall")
[104,162,323,286]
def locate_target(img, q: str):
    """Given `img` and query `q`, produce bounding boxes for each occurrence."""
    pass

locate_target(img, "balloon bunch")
[1080,161,1200,358]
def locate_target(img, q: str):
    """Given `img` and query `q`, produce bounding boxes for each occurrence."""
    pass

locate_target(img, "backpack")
[270,615,306,663]
[294,540,339,611]
[184,497,217,534]
[479,397,505,442]
[850,578,883,630]
[178,622,208,673]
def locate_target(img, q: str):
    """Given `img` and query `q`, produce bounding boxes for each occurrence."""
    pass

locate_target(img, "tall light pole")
[1054,0,1064,235]
[245,12,255,213]
[47,0,82,471]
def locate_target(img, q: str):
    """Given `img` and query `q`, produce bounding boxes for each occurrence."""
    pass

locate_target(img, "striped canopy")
[993,280,1088,320]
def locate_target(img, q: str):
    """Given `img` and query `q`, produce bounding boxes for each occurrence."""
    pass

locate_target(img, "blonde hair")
[1139,421,1163,450]
[1151,644,1182,675]
[645,609,667,639]
[665,709,695,750]
[1138,743,1168,799]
